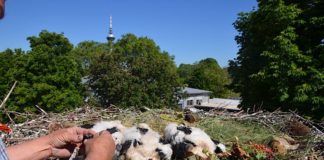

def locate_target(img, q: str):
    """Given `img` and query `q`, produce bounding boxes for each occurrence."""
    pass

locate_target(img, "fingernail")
[84,133,94,139]
[99,131,103,135]
[99,130,108,135]
[78,135,83,140]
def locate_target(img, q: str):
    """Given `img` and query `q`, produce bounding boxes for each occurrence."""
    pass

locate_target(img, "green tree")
[7,31,83,113]
[229,0,323,119]
[89,34,179,108]
[177,63,196,84]
[0,49,23,99]
[71,41,109,76]
[186,58,233,98]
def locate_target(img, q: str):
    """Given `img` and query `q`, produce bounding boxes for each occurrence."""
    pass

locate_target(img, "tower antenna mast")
[107,15,115,42]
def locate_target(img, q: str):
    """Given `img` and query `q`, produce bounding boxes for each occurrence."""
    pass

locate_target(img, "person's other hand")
[48,127,96,158]
[84,131,116,160]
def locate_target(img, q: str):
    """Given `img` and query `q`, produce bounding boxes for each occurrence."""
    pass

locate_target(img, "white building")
[178,87,241,111]
[178,87,212,109]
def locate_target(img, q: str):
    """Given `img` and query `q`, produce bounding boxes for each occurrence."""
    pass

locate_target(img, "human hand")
[6,127,96,160]
[84,131,116,160]
[47,127,96,158]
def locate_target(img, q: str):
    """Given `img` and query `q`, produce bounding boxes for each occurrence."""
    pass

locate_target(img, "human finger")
[83,131,115,160]
[65,127,96,143]
[51,147,73,158]
[74,127,96,136]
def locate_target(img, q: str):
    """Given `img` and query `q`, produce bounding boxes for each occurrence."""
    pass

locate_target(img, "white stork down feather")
[121,123,172,160]
[82,120,127,159]
[164,123,226,160]
[91,120,126,145]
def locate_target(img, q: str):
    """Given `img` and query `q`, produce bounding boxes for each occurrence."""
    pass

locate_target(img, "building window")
[196,100,202,105]
[187,100,193,106]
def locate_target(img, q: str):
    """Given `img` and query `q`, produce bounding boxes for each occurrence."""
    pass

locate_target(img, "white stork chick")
[91,120,126,145]
[183,127,218,159]
[121,123,153,158]
[123,123,147,145]
[121,123,172,160]
[164,123,226,159]
[90,120,127,159]
[124,143,172,160]
[155,143,173,160]
[137,124,172,160]
[164,123,186,145]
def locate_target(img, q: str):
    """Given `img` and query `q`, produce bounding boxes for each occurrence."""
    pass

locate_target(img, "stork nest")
[0,105,323,160]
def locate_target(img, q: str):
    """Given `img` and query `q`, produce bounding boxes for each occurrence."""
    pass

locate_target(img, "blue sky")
[0,0,257,67]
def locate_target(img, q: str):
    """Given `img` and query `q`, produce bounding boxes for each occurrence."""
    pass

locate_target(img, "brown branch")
[289,110,324,135]
[35,105,48,116]
[0,81,17,109]
[5,109,15,124]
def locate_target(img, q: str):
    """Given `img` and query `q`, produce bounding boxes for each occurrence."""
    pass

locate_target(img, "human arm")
[6,127,95,160]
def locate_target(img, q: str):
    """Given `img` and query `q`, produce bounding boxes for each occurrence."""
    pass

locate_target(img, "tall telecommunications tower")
[107,15,115,42]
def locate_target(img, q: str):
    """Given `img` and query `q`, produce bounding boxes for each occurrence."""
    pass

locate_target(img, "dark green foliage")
[177,63,196,84]
[0,49,24,99]
[178,58,235,98]
[1,31,83,116]
[71,41,109,76]
[70,41,112,102]
[228,0,323,119]
[89,34,179,108]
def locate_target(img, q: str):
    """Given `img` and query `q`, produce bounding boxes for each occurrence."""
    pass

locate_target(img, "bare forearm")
[6,127,96,160]
[6,136,52,160]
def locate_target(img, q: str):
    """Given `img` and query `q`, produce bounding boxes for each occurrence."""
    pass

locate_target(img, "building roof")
[197,98,241,111]
[183,87,212,95]
[209,98,240,108]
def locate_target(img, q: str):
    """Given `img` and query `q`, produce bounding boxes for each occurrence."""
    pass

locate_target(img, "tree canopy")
[88,34,179,108]
[0,49,24,101]
[1,31,83,118]
[178,58,235,98]
[228,0,323,119]
[177,63,196,84]
[71,41,109,77]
